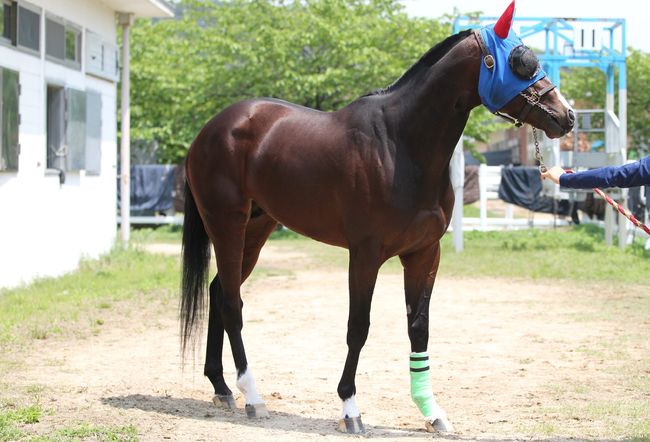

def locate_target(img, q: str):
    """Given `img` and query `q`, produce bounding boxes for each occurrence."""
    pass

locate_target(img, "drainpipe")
[118,12,133,248]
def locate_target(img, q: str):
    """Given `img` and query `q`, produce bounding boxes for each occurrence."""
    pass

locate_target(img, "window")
[46,14,81,69]
[0,1,41,56]
[17,3,38,52]
[46,86,102,175]
[0,1,12,42]
[0,67,19,171]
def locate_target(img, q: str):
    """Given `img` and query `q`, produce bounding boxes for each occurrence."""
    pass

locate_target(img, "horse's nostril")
[567,109,575,126]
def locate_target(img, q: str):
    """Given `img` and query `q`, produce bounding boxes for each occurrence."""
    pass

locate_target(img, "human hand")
[540,166,566,185]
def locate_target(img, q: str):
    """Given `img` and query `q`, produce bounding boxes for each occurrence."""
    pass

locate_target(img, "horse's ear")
[494,1,515,38]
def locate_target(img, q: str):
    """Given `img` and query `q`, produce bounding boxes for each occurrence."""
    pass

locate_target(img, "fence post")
[479,163,487,231]
[450,138,464,252]
[505,203,513,229]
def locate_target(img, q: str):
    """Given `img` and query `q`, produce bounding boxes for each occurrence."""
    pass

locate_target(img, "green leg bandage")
[410,351,435,418]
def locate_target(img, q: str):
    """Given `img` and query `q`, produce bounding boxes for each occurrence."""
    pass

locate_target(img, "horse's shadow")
[101,394,450,439]
[101,394,625,441]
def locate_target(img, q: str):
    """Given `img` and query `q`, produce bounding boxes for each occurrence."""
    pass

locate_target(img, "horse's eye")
[508,45,540,80]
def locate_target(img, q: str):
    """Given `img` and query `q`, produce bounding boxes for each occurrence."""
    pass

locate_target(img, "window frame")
[45,13,81,71]
[0,0,13,46]
[0,0,42,58]
[15,0,40,56]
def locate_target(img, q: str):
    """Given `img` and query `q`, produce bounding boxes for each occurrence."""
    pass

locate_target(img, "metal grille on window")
[17,5,39,52]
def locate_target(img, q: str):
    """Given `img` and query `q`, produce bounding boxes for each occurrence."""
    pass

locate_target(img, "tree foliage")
[129,0,498,163]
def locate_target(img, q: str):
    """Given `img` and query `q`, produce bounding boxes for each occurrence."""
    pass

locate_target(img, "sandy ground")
[3,243,649,441]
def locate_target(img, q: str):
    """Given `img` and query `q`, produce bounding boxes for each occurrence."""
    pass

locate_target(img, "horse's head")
[476,1,574,138]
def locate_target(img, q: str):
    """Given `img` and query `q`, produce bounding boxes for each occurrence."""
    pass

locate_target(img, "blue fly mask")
[474,1,557,126]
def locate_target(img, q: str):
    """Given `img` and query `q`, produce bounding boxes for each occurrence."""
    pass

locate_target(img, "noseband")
[473,30,556,127]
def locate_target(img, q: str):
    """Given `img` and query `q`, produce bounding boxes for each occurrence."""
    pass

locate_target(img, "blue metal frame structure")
[451,16,629,248]
[452,16,626,93]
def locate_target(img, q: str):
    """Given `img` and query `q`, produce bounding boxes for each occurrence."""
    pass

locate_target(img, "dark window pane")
[47,86,65,170]
[17,6,39,52]
[2,4,10,40]
[46,18,65,60]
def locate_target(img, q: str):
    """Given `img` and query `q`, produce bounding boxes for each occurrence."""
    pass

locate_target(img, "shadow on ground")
[101,394,622,441]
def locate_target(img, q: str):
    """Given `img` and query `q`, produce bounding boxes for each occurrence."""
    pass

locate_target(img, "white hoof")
[245,403,269,418]
[337,416,365,434]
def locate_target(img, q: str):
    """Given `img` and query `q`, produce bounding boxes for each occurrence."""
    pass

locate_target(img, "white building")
[0,0,173,288]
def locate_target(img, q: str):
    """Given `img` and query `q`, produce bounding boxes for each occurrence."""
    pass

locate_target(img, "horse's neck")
[387,38,481,175]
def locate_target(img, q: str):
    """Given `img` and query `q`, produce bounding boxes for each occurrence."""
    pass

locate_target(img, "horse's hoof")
[212,394,236,410]
[425,417,454,433]
[337,416,365,434]
[245,403,269,418]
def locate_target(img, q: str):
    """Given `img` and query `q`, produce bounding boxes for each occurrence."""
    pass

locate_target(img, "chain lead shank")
[532,127,547,173]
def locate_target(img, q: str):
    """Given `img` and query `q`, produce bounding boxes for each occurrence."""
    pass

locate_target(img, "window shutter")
[2,68,19,169]
[85,91,101,174]
[85,30,118,81]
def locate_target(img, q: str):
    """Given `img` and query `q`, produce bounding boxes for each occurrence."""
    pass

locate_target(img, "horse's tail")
[180,177,211,355]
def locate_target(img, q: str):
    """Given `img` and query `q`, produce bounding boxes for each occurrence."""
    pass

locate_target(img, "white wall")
[0,0,118,288]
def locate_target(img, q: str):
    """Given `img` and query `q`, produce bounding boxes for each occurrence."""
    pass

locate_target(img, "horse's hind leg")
[204,208,276,415]
[400,242,453,433]
[205,276,235,409]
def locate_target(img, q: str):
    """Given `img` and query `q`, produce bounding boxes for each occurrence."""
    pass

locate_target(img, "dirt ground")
[3,243,649,441]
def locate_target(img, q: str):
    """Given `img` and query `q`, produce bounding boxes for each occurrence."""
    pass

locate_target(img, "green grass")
[462,203,501,218]
[130,225,182,244]
[437,224,650,284]
[1,223,647,349]
[0,246,179,346]
[267,224,650,284]
[32,423,139,442]
[0,403,42,441]
[1,402,137,441]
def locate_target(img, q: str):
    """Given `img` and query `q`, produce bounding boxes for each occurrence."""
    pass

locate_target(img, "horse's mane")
[365,29,473,96]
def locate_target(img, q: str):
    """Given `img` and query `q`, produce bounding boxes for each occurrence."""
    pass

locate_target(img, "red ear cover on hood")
[494,1,515,38]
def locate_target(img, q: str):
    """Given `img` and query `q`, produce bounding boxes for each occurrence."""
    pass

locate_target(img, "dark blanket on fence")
[117,165,176,215]
[498,166,573,215]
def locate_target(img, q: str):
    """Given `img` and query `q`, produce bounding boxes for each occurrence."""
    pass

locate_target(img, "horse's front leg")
[400,243,454,433]
[336,242,382,434]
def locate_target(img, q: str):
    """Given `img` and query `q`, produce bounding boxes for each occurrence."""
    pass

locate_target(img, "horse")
[180,0,575,434]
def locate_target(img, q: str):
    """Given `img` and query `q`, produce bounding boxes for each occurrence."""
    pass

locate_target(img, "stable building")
[0,0,173,288]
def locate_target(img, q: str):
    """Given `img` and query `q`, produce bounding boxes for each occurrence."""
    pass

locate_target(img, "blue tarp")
[117,165,176,215]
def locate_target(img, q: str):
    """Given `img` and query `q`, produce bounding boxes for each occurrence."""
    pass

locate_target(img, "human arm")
[540,166,565,184]
[541,156,650,189]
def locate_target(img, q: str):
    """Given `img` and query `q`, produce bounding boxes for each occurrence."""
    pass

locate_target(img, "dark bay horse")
[180,1,574,433]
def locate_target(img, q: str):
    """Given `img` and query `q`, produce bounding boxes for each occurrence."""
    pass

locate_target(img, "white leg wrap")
[236,368,264,405]
[341,395,360,418]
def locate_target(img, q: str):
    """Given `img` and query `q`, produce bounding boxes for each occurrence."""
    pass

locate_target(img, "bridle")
[473,29,557,128]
